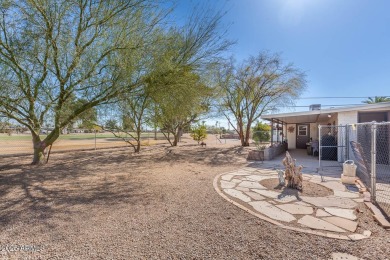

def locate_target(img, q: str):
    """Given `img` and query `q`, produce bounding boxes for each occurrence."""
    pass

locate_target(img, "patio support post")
[271,118,274,146]
[318,125,322,169]
[371,123,377,202]
[345,124,349,161]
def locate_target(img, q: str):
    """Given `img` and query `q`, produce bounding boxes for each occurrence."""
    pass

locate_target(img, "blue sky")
[172,0,390,120]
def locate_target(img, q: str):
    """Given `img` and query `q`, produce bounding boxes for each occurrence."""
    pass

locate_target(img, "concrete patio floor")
[247,149,343,178]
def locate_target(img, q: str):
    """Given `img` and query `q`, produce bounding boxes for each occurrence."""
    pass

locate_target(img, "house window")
[298,125,307,136]
[358,112,387,123]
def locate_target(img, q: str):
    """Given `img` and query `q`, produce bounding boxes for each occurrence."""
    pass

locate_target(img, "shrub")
[252,122,271,143]
[190,124,207,144]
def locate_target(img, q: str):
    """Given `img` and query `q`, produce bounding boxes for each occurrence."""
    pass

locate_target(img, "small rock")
[363,230,372,237]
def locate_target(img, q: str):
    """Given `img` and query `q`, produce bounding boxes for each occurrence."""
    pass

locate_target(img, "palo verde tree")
[217,52,306,146]
[98,35,155,153]
[145,7,232,146]
[101,86,152,153]
[0,0,162,164]
[153,68,212,146]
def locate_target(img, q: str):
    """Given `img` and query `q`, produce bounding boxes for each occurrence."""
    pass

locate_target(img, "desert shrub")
[190,124,207,144]
[252,122,271,143]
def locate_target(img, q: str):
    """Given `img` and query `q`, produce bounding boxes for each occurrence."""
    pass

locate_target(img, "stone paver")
[300,196,357,209]
[245,191,265,201]
[245,175,278,182]
[276,204,313,215]
[363,230,371,237]
[238,181,267,189]
[245,175,268,181]
[322,217,358,232]
[221,174,234,181]
[311,181,346,191]
[223,189,251,202]
[234,171,251,175]
[220,180,236,189]
[298,215,346,232]
[316,209,331,217]
[251,189,297,203]
[333,190,360,199]
[216,167,371,240]
[323,207,357,220]
[294,201,311,207]
[331,252,359,260]
[348,234,366,241]
[249,201,296,222]
[235,186,250,192]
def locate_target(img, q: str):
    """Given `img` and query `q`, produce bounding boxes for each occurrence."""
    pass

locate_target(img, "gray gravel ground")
[0,143,390,260]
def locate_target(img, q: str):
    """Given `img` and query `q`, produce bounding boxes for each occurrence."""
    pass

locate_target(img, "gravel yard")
[0,141,389,259]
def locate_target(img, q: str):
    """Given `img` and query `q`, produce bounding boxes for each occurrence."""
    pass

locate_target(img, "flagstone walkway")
[214,166,372,240]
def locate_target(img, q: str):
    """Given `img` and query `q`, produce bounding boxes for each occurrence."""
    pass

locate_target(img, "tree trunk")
[240,130,249,146]
[172,134,179,146]
[135,127,142,153]
[238,126,245,146]
[32,146,45,165]
[31,127,60,165]
[243,127,251,146]
[31,135,46,165]
[243,120,253,146]
[177,126,183,143]
[135,141,141,153]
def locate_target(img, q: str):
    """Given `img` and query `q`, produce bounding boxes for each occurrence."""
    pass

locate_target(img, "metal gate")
[347,122,390,217]
[318,125,347,168]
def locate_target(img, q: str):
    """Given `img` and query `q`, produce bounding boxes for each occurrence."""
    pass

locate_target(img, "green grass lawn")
[0,132,162,141]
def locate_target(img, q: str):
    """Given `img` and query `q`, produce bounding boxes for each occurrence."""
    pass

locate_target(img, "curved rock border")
[213,168,372,240]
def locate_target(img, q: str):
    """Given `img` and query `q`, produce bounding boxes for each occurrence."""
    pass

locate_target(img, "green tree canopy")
[362,96,390,104]
[252,121,271,143]
[143,9,232,147]
[0,0,163,164]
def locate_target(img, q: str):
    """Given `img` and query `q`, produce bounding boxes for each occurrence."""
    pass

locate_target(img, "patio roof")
[261,102,390,124]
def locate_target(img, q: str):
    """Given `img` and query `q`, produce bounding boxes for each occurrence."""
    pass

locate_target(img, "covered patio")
[248,149,343,178]
[262,109,337,150]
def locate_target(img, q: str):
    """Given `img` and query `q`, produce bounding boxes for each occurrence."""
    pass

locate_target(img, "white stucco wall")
[286,124,296,149]
[336,111,358,162]
[338,111,358,125]
[310,123,318,141]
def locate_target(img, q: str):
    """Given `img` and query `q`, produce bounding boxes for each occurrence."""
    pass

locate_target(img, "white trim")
[262,102,390,120]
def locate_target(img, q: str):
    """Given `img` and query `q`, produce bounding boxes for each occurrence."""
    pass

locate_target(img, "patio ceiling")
[262,102,390,124]
[262,112,335,124]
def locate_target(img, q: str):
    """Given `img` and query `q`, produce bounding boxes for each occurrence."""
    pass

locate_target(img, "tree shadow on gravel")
[0,153,151,228]
[150,145,247,166]
[0,145,246,228]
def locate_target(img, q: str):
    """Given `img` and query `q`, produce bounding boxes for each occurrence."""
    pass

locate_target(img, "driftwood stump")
[282,151,303,191]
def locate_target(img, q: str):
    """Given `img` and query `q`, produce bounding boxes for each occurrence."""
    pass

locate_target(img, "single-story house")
[261,102,390,161]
